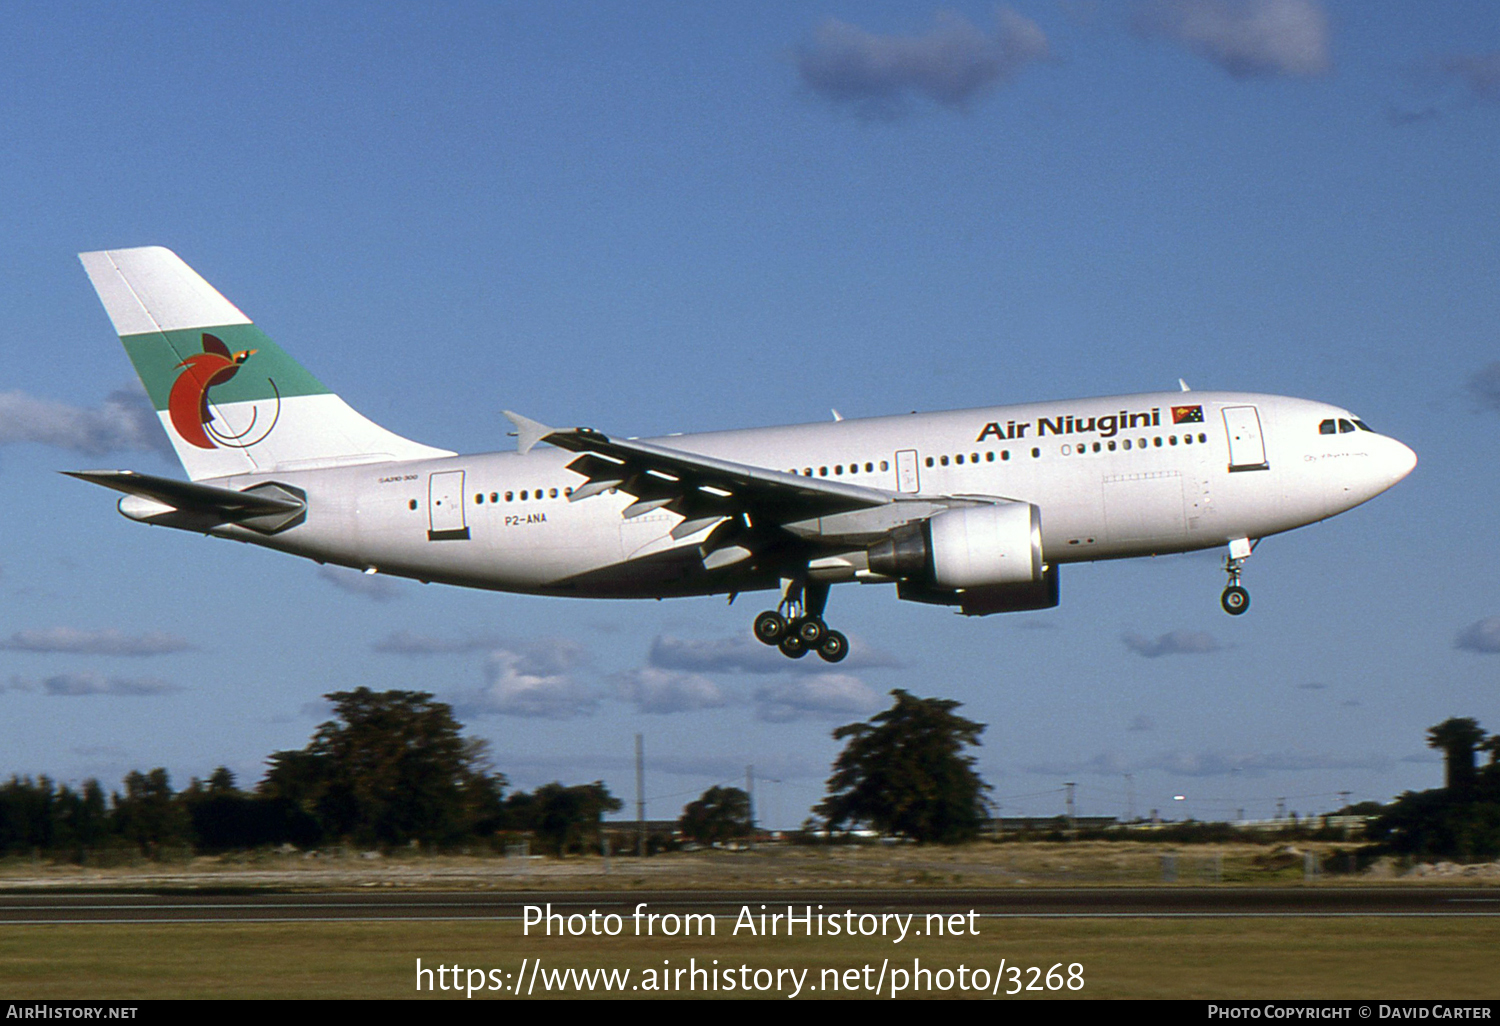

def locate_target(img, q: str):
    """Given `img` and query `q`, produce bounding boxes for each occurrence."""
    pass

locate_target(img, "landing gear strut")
[1220,538,1254,615]
[753,577,848,662]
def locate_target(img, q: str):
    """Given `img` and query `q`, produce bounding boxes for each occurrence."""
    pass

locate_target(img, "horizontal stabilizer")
[64,470,306,533]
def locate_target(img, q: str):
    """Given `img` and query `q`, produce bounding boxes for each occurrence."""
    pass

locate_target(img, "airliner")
[71,247,1416,663]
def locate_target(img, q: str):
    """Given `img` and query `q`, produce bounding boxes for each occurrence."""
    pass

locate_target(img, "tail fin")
[79,247,452,481]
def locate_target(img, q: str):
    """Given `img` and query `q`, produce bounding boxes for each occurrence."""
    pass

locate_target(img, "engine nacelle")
[868,502,1044,588]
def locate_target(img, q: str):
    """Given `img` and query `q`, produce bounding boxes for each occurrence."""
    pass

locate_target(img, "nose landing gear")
[752,578,849,662]
[1220,538,1255,615]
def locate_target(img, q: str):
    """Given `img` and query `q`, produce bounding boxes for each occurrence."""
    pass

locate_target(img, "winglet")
[503,410,555,455]
[1178,379,1192,392]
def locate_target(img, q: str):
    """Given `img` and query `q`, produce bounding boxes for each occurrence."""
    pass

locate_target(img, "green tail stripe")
[121,324,331,411]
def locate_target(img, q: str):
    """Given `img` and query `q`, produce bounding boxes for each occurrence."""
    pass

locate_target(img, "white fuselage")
[193,390,1415,603]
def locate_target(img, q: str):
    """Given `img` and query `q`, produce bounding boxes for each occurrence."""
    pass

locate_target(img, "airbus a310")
[71,247,1416,662]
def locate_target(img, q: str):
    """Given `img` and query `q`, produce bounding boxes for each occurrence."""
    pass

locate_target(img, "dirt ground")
[1,840,1492,891]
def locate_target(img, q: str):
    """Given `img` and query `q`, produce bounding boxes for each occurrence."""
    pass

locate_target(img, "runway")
[2,887,1497,924]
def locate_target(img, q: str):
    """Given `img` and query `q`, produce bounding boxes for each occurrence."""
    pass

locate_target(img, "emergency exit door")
[895,449,920,493]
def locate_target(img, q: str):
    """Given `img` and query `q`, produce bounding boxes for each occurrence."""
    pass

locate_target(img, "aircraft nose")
[1385,438,1417,485]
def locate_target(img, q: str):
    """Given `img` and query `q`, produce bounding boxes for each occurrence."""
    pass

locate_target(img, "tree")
[261,688,507,846]
[1427,718,1487,792]
[1370,717,1500,858]
[506,782,621,855]
[112,768,191,854]
[679,786,751,844]
[817,689,991,844]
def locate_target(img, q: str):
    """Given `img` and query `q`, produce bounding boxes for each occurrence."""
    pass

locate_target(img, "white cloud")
[753,674,882,723]
[795,8,1051,117]
[1441,52,1500,103]
[648,634,901,675]
[9,672,182,696]
[1122,629,1223,657]
[615,667,729,715]
[1027,748,1390,777]
[0,627,192,656]
[1455,616,1500,653]
[1135,0,1330,79]
[0,387,173,457]
[1466,365,1500,414]
[460,642,596,719]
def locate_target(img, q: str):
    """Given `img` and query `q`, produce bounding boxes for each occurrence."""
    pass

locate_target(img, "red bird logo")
[168,333,258,449]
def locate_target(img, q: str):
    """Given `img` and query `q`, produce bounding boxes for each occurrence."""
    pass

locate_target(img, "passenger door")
[1222,406,1269,472]
[427,470,470,540]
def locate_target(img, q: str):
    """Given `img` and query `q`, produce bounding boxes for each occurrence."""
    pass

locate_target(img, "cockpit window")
[1353,419,1373,432]
[1338,419,1355,433]
[1319,419,1337,435]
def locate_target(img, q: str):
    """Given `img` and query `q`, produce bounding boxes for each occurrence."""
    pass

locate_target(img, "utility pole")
[746,764,755,847]
[1065,782,1076,833]
[635,733,645,858]
[1124,773,1135,823]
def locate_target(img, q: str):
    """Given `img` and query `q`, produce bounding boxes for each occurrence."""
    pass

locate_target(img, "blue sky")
[1,1,1497,828]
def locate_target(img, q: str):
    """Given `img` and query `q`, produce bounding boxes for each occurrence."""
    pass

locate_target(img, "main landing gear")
[1220,538,1255,616]
[753,578,848,663]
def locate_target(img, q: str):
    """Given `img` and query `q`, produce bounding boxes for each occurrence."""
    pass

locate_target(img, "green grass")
[2,918,1497,999]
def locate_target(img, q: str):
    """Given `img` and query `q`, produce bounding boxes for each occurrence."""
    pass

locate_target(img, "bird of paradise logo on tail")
[167,333,282,449]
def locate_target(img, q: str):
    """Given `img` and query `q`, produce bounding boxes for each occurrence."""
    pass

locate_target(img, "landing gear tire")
[817,630,848,664]
[753,611,787,645]
[1221,585,1250,616]
[795,616,826,646]
[779,634,809,659]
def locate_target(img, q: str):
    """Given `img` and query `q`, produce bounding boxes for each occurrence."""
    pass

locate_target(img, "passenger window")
[1123,439,1131,450]
[834,465,843,475]
[1031,447,1040,458]
[520,490,528,501]
[803,468,812,476]
[1154,437,1162,447]
[408,499,417,511]
[1092,442,1101,453]
[490,492,498,502]
[474,494,483,504]
[865,462,873,473]
[1183,434,1192,445]
[1198,433,1207,443]
[505,491,514,502]
[1001,451,1010,461]
[925,457,934,468]
[985,452,994,462]
[1319,419,1337,435]
[940,455,949,466]
[550,488,558,498]
[880,460,889,471]
[1169,436,1177,445]
[1338,419,1355,433]
[1108,441,1116,451]
[970,453,978,463]
[819,467,828,476]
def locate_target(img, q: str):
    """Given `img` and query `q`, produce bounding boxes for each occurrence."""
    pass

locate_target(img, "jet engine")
[869,502,1057,616]
[869,502,1042,587]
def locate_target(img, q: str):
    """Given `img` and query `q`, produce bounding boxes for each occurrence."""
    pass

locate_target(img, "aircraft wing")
[504,411,892,535]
